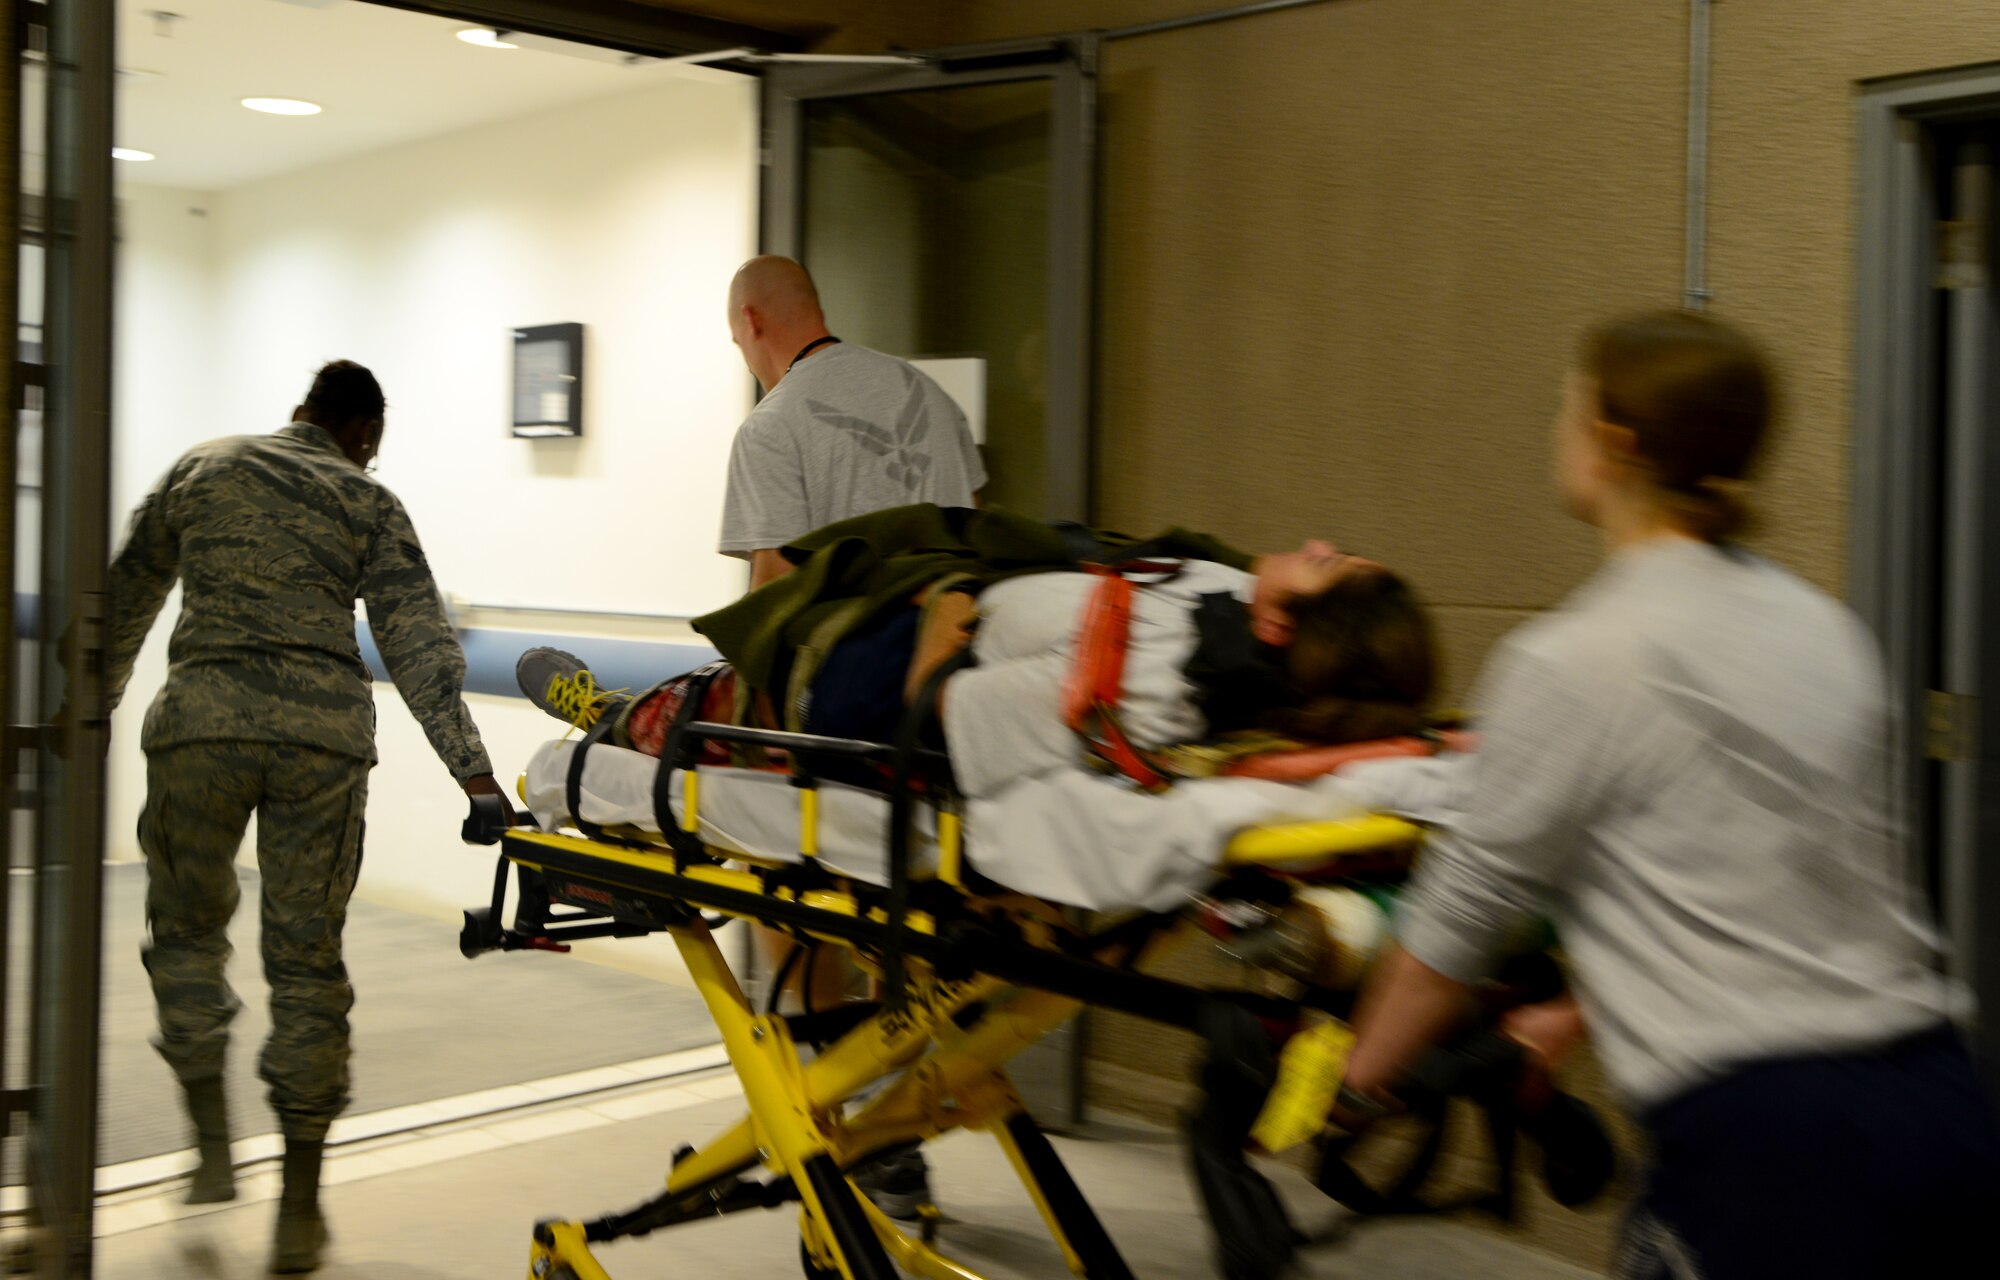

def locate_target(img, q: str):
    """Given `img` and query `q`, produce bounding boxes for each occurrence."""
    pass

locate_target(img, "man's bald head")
[727,255,833,391]
[729,256,824,327]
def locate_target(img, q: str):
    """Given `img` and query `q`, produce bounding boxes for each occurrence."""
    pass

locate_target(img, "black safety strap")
[882,649,973,1012]
[655,662,731,864]
[565,716,619,843]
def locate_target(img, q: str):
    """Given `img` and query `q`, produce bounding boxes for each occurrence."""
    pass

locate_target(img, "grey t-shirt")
[717,343,987,556]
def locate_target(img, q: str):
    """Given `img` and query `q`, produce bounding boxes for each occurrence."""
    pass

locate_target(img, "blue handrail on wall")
[12,594,716,704]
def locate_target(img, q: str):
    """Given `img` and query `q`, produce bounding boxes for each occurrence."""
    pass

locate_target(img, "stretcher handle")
[461,792,532,846]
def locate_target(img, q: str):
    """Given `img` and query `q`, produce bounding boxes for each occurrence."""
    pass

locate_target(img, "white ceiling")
[117,0,720,190]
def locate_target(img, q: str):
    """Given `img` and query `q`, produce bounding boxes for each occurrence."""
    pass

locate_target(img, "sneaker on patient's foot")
[516,646,614,730]
[852,1148,934,1221]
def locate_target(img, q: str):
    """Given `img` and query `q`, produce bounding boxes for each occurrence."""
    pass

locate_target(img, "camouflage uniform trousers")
[139,741,371,1143]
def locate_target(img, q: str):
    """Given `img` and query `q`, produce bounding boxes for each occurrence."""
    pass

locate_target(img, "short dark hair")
[303,360,385,431]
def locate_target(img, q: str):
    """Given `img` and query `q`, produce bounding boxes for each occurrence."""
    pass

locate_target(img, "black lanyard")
[788,335,840,372]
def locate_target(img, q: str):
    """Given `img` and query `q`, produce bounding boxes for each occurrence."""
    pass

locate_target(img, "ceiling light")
[112,147,156,162]
[456,28,517,50]
[241,97,321,116]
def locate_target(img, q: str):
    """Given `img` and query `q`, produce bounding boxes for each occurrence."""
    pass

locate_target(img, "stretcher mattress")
[523,740,1467,913]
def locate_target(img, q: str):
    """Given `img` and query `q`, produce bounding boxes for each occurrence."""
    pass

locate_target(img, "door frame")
[9,0,117,1272]
[1854,61,2000,1077]
[756,35,1101,525]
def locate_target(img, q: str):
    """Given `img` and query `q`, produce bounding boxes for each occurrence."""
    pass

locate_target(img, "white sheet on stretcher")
[523,740,1468,914]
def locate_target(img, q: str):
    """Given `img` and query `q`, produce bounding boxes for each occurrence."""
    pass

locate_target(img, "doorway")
[1854,63,2000,1085]
[760,37,1098,524]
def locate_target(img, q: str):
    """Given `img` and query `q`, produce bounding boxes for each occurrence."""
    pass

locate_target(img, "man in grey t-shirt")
[717,256,983,1220]
[719,256,986,589]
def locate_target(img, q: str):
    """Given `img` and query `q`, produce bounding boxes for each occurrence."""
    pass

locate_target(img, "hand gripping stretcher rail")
[456,656,1615,1280]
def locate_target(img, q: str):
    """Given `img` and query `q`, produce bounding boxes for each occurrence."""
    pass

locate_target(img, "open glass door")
[757,36,1097,523]
[5,1,116,1273]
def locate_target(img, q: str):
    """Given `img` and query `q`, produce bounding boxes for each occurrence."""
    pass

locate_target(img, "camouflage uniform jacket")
[105,423,492,781]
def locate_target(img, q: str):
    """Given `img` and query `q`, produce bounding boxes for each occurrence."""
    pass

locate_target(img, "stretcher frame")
[462,674,1427,1280]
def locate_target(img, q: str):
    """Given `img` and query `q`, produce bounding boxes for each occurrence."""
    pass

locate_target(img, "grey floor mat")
[84,862,715,1167]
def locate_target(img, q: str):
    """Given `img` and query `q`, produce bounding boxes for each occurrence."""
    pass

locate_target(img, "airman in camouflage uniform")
[104,360,510,1273]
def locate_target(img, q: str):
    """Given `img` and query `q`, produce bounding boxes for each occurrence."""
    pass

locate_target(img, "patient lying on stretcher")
[516,504,1438,800]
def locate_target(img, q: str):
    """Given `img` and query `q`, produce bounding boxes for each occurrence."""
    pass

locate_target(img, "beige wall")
[1064,0,1687,708]
[933,0,2000,677]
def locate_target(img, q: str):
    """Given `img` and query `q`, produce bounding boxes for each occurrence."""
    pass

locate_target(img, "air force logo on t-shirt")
[807,368,934,493]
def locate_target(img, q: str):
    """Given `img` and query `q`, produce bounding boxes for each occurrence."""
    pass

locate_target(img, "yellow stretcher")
[458,687,1594,1280]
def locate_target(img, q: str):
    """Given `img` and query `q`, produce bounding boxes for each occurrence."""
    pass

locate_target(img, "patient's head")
[1265,568,1436,743]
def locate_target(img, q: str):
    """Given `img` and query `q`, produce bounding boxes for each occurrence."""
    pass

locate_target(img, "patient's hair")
[1266,569,1436,744]
[1584,310,1775,542]
[303,359,386,431]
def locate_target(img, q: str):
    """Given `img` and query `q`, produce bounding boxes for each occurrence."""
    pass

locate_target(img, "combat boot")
[271,1139,329,1274]
[180,1077,235,1204]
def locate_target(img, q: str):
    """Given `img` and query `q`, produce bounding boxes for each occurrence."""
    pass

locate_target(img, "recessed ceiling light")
[112,147,156,162]
[241,97,322,116]
[456,28,517,50]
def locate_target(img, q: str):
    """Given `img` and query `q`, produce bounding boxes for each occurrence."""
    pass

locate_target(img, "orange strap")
[1062,564,1181,791]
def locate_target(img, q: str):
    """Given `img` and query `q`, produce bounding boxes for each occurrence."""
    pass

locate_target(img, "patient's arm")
[905,588,979,710]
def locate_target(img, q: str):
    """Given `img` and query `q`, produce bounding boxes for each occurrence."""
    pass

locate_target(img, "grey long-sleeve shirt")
[106,423,492,782]
[1397,538,1959,1110]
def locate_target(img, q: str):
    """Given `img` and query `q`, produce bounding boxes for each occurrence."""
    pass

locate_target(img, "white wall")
[209,71,758,617]
[113,186,218,515]
[108,72,759,983]
[108,184,218,877]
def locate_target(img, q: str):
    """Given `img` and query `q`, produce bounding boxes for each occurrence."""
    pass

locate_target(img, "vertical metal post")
[1045,34,1097,525]
[1683,0,1713,311]
[1853,89,1954,940]
[1939,145,1992,1002]
[25,0,114,1270]
[0,0,22,1157]
[759,74,801,260]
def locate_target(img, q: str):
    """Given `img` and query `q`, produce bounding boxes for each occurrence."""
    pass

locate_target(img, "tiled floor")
[91,1072,1596,1280]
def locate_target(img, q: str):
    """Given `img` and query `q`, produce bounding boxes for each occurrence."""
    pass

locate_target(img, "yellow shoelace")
[545,669,623,735]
